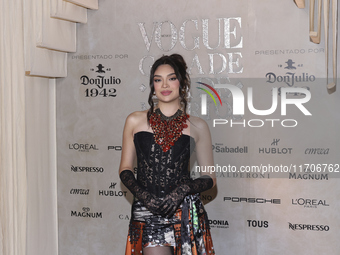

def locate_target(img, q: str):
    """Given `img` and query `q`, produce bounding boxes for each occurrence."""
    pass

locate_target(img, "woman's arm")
[158,117,216,217]
[118,112,163,214]
[192,117,216,187]
[119,113,137,174]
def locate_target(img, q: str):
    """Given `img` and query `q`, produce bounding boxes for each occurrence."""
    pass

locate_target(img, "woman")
[119,54,216,255]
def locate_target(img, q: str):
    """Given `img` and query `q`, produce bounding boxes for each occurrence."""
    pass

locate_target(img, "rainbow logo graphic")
[196,82,222,115]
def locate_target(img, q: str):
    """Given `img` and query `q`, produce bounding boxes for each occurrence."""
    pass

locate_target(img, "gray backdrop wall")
[57,0,340,254]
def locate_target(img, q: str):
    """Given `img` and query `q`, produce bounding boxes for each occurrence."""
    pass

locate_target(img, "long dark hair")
[147,54,190,121]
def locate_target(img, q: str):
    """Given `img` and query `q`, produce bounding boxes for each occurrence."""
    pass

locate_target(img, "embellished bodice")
[134,131,195,197]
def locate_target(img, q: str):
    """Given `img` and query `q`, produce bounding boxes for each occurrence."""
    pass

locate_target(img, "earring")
[181,89,187,98]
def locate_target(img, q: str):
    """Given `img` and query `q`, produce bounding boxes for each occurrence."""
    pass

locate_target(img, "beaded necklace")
[149,108,189,152]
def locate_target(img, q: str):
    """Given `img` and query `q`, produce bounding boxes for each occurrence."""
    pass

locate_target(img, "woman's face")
[153,64,180,104]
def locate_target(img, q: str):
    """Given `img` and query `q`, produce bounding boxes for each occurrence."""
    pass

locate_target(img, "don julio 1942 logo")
[80,64,121,98]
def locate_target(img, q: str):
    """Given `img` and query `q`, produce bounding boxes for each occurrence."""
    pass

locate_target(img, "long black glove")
[187,174,214,194]
[120,170,162,214]
[158,184,190,217]
[159,175,214,217]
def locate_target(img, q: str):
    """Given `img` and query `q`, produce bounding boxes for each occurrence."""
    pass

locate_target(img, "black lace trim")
[155,108,183,121]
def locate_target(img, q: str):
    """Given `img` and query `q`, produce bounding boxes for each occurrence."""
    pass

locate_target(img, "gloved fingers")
[159,199,174,217]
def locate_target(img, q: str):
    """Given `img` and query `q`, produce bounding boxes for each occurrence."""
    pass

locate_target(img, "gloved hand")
[187,175,214,194]
[158,175,214,217]
[121,170,214,217]
[120,170,163,214]
[158,184,190,217]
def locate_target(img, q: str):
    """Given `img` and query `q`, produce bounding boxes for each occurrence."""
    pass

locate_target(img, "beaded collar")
[149,108,189,152]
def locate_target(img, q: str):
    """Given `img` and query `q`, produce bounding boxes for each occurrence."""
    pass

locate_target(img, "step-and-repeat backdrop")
[57,0,340,254]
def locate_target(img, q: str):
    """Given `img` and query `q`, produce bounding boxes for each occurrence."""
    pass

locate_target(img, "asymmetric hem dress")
[124,131,215,255]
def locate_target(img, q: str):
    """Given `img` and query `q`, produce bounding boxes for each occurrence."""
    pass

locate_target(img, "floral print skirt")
[125,194,215,255]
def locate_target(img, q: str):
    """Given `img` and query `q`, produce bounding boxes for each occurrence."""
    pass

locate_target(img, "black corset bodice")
[134,131,195,197]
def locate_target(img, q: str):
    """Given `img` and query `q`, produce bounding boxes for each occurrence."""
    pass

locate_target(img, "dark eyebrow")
[153,73,176,78]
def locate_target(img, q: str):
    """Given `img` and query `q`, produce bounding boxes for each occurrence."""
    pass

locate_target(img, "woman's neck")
[157,101,181,117]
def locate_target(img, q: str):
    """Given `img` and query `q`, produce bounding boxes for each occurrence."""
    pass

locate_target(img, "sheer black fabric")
[120,170,162,214]
[131,131,213,217]
[123,131,215,254]
[187,175,214,194]
[134,131,195,198]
